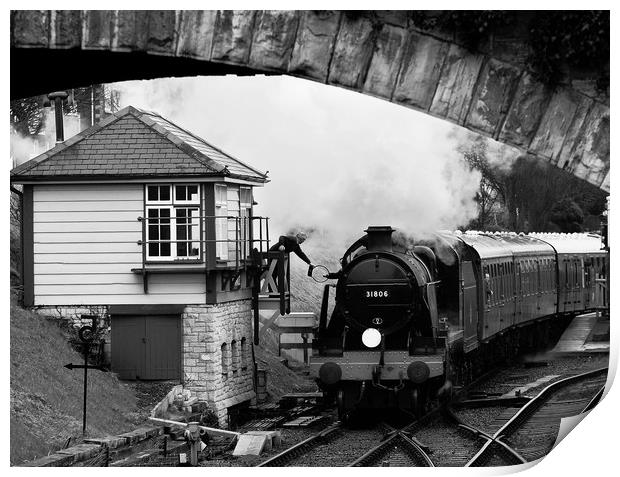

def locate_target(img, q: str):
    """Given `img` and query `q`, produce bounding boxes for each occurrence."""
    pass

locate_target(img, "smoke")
[112,75,482,251]
[11,108,82,168]
[10,133,39,168]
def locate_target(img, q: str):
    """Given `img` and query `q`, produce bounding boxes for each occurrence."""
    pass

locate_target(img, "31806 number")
[366,290,389,298]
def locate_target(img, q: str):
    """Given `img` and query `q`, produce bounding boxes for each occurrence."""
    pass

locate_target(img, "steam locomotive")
[310,226,608,419]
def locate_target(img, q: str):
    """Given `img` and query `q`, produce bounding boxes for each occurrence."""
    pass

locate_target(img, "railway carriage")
[310,227,608,419]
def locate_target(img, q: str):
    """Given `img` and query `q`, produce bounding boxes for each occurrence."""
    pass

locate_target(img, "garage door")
[111,314,181,380]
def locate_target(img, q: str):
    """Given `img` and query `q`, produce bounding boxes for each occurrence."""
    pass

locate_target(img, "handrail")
[136,215,270,271]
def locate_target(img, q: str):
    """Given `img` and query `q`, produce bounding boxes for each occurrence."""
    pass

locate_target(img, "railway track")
[348,424,434,467]
[253,364,607,467]
[464,367,608,466]
[257,422,389,467]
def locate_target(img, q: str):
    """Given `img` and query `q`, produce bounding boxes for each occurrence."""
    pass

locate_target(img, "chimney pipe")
[47,91,69,143]
[365,226,395,252]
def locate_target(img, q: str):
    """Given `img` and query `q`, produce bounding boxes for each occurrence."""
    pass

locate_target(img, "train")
[309,226,608,419]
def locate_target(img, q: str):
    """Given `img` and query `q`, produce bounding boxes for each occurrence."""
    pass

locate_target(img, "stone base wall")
[31,300,256,428]
[182,300,256,427]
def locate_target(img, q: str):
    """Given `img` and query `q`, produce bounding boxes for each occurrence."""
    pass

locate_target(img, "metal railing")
[136,214,270,272]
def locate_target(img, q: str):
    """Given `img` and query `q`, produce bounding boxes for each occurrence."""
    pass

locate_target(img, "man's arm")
[293,245,312,265]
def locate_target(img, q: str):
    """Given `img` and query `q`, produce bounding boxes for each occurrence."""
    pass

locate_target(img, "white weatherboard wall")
[32,184,206,305]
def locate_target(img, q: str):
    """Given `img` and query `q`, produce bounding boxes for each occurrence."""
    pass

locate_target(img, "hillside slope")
[289,239,342,317]
[10,300,141,465]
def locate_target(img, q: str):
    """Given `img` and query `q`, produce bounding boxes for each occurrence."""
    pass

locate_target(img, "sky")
[111,75,483,246]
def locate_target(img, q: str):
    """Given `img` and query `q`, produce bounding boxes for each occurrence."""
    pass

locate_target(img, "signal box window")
[215,185,228,260]
[145,184,201,261]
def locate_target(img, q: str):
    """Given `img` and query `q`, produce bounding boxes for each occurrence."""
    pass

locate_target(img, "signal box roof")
[11,106,269,184]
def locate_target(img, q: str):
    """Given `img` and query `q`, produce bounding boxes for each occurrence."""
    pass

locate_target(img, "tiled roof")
[10,106,268,183]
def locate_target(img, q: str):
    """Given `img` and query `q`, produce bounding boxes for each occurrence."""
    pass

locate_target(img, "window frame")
[214,184,229,261]
[144,183,202,263]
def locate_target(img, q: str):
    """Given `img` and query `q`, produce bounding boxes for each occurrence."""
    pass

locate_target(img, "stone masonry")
[11,10,610,191]
[35,300,256,428]
[182,300,255,427]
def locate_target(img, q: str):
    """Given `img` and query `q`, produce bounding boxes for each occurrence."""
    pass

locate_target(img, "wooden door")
[145,315,182,380]
[111,315,145,380]
[111,314,181,380]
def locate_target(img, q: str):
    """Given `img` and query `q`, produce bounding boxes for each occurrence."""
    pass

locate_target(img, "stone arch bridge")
[11,10,609,191]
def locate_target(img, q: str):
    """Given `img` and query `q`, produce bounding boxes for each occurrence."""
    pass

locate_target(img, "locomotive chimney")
[365,226,395,252]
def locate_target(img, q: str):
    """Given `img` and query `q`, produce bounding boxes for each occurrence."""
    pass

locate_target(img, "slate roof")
[10,106,268,183]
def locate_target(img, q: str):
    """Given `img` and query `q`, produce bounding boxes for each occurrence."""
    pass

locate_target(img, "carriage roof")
[441,231,555,260]
[528,233,605,254]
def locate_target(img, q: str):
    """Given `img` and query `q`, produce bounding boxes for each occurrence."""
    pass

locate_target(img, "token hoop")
[311,265,330,283]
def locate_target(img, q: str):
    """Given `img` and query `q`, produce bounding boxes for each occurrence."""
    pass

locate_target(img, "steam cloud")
[10,134,39,168]
[112,75,482,250]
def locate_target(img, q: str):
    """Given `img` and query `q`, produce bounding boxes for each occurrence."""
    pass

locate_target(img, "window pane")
[161,243,171,256]
[161,225,170,241]
[149,243,159,257]
[188,185,199,202]
[160,186,170,201]
[240,187,252,205]
[177,242,188,257]
[215,185,226,203]
[148,224,159,240]
[147,186,158,201]
[176,185,187,201]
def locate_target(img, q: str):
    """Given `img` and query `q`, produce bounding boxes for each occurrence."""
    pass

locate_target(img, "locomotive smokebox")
[365,226,395,252]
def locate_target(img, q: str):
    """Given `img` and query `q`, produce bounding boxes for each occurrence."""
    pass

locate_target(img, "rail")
[348,428,435,467]
[257,422,343,467]
[465,367,608,466]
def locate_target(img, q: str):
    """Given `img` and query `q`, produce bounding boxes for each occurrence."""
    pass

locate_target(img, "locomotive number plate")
[365,290,390,298]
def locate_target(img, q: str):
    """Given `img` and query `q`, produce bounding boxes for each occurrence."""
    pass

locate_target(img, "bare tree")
[459,135,505,230]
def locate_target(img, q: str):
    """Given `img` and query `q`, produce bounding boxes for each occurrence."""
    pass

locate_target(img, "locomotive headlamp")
[362,328,382,348]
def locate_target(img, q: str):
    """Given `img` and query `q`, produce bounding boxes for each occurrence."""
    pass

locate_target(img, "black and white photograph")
[7,7,612,469]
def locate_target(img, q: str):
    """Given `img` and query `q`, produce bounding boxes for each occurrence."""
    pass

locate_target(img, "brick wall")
[182,300,255,427]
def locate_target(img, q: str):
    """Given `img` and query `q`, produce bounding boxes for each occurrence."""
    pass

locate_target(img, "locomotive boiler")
[310,226,608,420]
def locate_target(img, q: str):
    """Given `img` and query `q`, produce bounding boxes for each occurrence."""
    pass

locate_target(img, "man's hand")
[278,245,285,252]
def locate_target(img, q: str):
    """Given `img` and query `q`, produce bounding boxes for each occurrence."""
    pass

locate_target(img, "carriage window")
[493,264,498,303]
[484,265,492,304]
[500,263,504,301]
